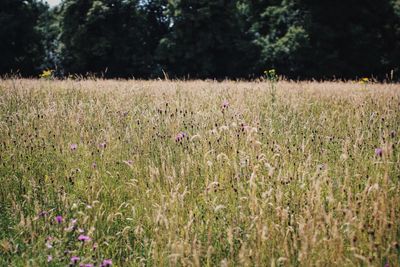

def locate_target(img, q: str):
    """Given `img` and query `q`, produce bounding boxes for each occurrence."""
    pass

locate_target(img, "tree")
[0,0,48,76]
[60,0,168,78]
[249,0,311,78]
[300,0,400,79]
[156,0,258,79]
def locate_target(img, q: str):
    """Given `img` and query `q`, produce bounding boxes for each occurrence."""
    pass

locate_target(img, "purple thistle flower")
[175,132,187,142]
[71,256,80,264]
[70,143,78,151]
[375,148,383,157]
[55,215,63,224]
[222,100,229,109]
[78,235,91,242]
[99,142,107,149]
[102,259,112,266]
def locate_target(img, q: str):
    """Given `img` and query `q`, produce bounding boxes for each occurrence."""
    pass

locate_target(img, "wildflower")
[99,142,107,149]
[93,242,98,251]
[375,148,383,157]
[71,256,80,264]
[101,259,112,266]
[47,255,53,262]
[175,132,187,142]
[70,143,78,151]
[55,215,63,224]
[78,235,91,242]
[222,100,229,109]
[92,162,97,169]
[40,69,54,79]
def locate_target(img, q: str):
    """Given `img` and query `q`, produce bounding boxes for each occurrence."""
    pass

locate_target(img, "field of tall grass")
[0,79,399,266]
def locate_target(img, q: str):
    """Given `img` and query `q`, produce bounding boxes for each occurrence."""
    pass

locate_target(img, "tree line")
[1,0,400,80]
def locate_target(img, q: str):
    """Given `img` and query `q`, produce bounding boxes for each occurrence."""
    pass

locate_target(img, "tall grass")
[0,79,399,266]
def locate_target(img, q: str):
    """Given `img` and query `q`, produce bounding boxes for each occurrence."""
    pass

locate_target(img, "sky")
[46,0,61,7]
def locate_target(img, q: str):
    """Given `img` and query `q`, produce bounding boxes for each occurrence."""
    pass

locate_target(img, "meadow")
[0,79,399,266]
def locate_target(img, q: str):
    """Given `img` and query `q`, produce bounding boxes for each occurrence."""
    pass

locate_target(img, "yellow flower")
[40,69,54,79]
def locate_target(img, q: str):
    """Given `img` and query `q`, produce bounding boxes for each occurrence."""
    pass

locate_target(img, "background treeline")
[1,0,400,80]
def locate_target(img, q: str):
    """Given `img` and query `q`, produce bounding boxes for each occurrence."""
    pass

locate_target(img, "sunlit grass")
[0,79,399,266]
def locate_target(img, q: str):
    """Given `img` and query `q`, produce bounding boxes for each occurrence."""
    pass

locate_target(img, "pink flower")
[55,215,63,224]
[78,235,91,242]
[175,132,187,142]
[101,259,112,266]
[92,162,97,169]
[47,255,53,262]
[70,143,78,151]
[71,256,80,264]
[222,100,229,109]
[99,142,107,149]
[375,148,383,157]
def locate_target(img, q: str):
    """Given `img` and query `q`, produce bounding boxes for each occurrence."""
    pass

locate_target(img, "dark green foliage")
[60,0,168,78]
[249,0,311,77]
[156,0,258,79]
[0,0,399,79]
[0,0,48,76]
[300,0,400,79]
